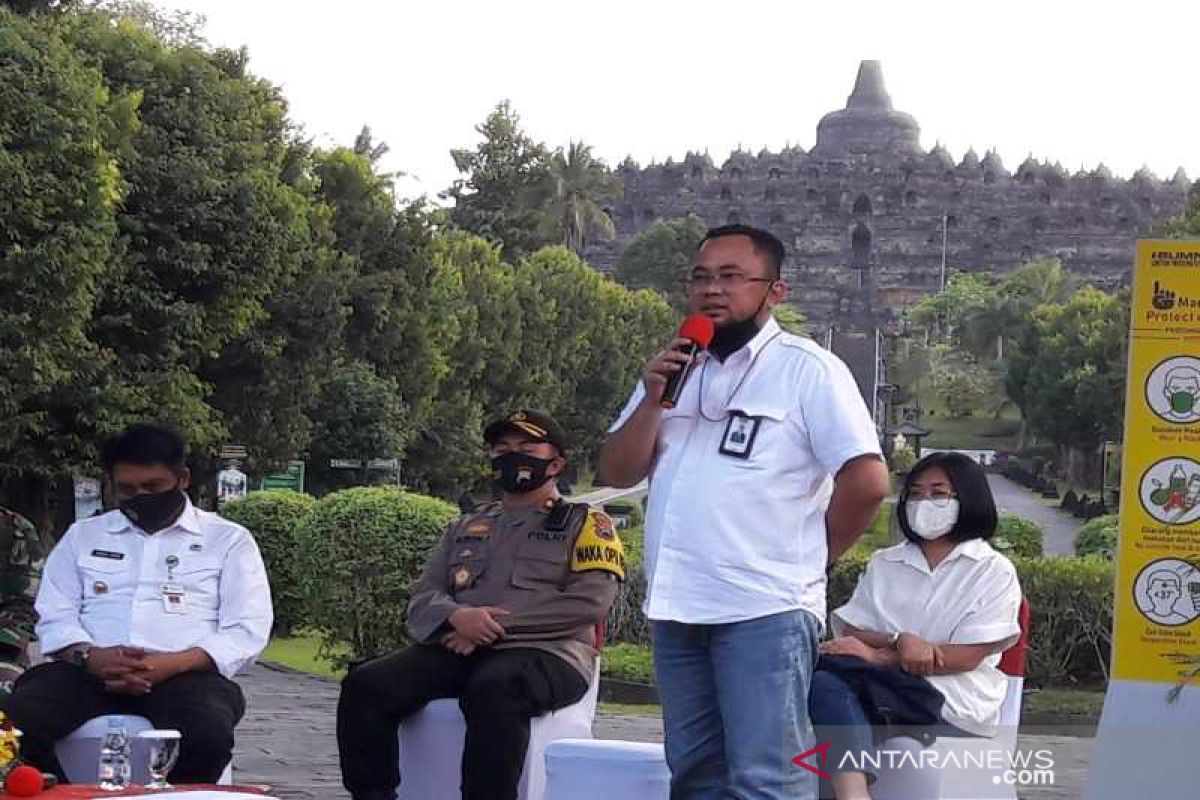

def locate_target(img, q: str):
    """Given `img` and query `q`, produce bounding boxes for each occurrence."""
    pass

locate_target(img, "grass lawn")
[262,632,347,680]
[1023,688,1105,718]
[920,412,1022,451]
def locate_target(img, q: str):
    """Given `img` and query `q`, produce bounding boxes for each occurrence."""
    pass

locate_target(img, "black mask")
[708,282,774,361]
[491,452,557,494]
[119,486,187,534]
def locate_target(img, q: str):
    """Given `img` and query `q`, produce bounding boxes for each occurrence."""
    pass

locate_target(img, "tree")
[926,344,1000,418]
[60,13,316,463]
[312,147,453,440]
[1162,181,1200,238]
[1008,287,1129,484]
[614,215,706,303]
[402,232,522,497]
[84,0,207,47]
[529,141,622,256]
[774,303,809,337]
[307,361,408,493]
[511,247,673,466]
[445,101,549,260]
[0,8,123,520]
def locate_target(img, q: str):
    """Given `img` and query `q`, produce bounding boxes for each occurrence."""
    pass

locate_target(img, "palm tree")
[529,142,623,255]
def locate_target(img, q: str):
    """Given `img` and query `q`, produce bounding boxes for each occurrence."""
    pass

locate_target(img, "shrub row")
[227,488,1109,686]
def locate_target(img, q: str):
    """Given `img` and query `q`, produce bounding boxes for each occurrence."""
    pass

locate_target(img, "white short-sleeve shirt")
[832,538,1023,736]
[36,501,274,678]
[609,316,882,626]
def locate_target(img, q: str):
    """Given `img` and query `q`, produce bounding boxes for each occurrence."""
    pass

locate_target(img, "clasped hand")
[442,606,509,656]
[85,647,181,696]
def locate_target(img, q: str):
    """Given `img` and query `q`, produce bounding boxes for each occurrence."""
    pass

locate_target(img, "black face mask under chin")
[491,452,558,494]
[708,284,773,361]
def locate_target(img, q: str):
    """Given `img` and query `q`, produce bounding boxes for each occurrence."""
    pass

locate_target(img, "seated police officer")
[337,410,624,800]
[8,424,273,783]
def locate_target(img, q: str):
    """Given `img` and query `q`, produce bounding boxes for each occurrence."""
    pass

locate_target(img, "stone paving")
[233,663,1093,799]
[986,474,1083,556]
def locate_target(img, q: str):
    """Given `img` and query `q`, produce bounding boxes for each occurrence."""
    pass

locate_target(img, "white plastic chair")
[55,715,233,785]
[397,659,601,800]
[544,739,671,800]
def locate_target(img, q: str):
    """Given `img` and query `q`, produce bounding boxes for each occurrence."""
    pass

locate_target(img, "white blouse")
[832,538,1022,736]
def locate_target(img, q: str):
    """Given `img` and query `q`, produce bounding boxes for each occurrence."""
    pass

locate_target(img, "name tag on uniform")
[160,583,187,614]
[719,413,761,459]
[91,549,125,560]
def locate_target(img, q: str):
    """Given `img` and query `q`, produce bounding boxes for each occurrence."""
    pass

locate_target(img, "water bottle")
[97,716,131,791]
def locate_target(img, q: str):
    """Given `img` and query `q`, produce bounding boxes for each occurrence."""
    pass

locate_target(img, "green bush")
[827,547,872,614]
[605,500,644,528]
[606,565,650,646]
[890,446,917,475]
[621,525,645,569]
[993,514,1044,557]
[1075,514,1119,559]
[828,550,1114,686]
[222,490,316,635]
[602,643,654,683]
[296,487,458,667]
[1012,556,1113,685]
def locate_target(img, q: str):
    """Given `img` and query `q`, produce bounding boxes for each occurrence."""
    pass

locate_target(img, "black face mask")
[491,452,558,495]
[119,486,187,534]
[708,282,774,361]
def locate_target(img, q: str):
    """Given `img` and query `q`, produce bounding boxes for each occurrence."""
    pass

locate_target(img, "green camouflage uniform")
[0,507,45,708]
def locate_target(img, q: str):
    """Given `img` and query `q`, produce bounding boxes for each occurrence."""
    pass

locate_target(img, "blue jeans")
[808,669,875,782]
[652,609,821,800]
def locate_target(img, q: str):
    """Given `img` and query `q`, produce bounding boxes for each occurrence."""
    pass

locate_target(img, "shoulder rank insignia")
[570,510,625,580]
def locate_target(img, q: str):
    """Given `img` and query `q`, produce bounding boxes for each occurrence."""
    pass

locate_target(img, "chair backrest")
[997,596,1031,677]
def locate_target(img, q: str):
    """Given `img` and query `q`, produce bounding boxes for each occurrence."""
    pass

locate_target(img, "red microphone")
[661,315,715,409]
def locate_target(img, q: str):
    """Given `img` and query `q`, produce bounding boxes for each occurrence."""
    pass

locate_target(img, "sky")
[166,0,1199,202]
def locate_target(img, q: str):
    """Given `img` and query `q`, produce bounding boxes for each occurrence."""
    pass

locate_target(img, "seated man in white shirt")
[8,424,273,784]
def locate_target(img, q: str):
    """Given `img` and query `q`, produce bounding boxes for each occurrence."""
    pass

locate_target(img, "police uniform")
[0,507,46,708]
[337,411,624,800]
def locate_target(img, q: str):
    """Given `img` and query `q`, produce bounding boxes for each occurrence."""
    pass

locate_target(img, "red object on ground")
[7,784,270,798]
[3,766,43,796]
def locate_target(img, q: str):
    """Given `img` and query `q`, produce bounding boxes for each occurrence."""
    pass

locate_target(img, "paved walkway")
[568,481,647,507]
[234,663,1092,800]
[987,474,1082,556]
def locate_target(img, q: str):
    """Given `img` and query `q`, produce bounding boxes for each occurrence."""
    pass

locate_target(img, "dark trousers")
[8,661,245,784]
[337,644,588,800]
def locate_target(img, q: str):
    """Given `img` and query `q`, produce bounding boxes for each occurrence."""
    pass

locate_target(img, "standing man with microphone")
[599,224,889,800]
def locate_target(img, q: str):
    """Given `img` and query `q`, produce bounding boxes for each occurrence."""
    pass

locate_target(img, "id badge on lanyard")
[161,554,187,614]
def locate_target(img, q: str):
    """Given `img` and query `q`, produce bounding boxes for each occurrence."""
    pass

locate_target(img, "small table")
[9,785,271,798]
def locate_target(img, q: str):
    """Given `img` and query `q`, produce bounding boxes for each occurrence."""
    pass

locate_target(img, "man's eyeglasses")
[682,273,776,291]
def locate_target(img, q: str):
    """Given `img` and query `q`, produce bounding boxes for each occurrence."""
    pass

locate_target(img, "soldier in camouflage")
[0,507,45,708]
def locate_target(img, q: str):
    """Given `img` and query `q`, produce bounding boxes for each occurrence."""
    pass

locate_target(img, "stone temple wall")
[586,62,1189,394]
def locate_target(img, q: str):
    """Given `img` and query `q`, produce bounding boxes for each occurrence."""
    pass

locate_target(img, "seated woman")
[810,451,1022,800]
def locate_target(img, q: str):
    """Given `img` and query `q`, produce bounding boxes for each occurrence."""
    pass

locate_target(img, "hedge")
[829,552,1111,686]
[296,487,458,667]
[606,549,1114,687]
[222,490,316,635]
[993,514,1044,558]
[1075,514,1118,559]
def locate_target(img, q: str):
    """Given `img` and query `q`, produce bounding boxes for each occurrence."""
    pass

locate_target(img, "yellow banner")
[1112,240,1200,682]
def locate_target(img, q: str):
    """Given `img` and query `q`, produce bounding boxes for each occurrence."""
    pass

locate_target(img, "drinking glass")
[138,729,181,790]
